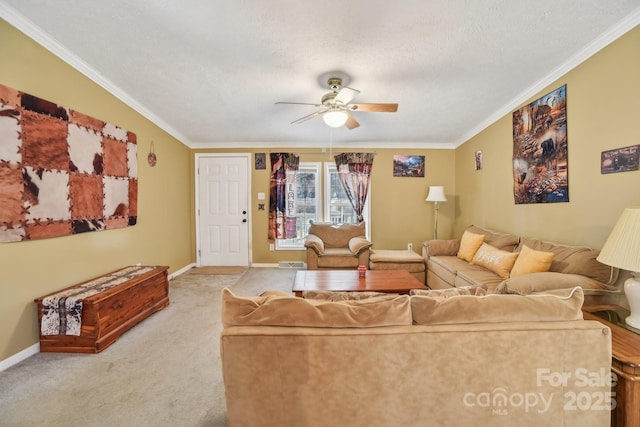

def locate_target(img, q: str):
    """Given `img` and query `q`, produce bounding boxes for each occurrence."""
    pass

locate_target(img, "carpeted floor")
[0,267,298,427]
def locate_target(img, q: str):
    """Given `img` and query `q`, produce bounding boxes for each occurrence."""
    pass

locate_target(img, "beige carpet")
[0,267,298,427]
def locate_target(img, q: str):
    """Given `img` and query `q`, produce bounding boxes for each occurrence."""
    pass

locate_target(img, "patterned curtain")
[334,152,375,223]
[268,153,299,239]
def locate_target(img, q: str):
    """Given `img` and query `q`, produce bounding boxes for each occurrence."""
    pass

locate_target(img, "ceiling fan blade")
[351,103,398,112]
[276,101,323,107]
[345,111,360,130]
[334,86,360,105]
[291,109,328,124]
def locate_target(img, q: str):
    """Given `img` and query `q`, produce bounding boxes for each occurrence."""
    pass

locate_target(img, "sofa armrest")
[349,236,373,255]
[422,239,461,258]
[304,234,325,254]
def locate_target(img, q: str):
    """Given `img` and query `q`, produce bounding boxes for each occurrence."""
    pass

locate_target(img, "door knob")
[242,219,247,223]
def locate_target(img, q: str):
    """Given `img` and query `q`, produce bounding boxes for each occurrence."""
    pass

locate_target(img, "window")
[275,162,371,250]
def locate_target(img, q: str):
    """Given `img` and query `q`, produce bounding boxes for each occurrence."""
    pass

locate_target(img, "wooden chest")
[34,265,169,353]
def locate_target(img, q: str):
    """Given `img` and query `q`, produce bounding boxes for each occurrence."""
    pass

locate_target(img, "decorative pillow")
[470,243,519,278]
[494,272,615,295]
[457,231,485,262]
[510,245,554,277]
[424,239,460,257]
[302,290,391,301]
[348,236,373,255]
[410,286,487,297]
[411,286,584,325]
[221,288,412,328]
[466,225,520,252]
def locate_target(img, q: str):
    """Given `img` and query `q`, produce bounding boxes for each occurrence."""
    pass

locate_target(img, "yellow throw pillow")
[470,243,519,278]
[510,245,555,277]
[457,231,485,262]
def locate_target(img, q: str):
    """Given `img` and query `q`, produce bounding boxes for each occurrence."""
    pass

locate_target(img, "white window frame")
[324,163,371,238]
[275,162,321,250]
[276,161,371,250]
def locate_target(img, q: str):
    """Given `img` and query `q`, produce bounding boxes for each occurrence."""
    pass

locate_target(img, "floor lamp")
[597,207,640,329]
[425,186,447,240]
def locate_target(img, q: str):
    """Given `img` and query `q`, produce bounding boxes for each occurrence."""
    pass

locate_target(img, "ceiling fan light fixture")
[323,110,348,127]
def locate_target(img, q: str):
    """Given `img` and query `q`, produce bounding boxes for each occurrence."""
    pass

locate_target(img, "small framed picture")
[475,150,483,170]
[255,153,266,170]
[601,145,639,174]
[393,155,425,177]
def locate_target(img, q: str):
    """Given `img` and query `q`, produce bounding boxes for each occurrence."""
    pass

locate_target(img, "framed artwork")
[475,151,483,170]
[393,155,424,177]
[255,153,266,169]
[512,85,568,204]
[601,145,640,174]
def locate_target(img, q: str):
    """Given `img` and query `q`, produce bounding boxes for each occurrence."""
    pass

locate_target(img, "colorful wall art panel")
[0,83,137,242]
[512,85,568,204]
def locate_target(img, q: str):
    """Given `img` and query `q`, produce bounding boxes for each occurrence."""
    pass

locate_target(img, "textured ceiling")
[1,1,639,148]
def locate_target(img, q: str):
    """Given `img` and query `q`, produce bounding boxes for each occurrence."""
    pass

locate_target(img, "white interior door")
[197,155,250,266]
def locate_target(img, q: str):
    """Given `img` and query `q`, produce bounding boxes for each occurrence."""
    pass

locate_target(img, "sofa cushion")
[410,286,486,297]
[466,225,520,252]
[510,244,554,277]
[520,237,617,285]
[317,249,361,268]
[457,230,484,262]
[470,243,519,278]
[427,256,465,284]
[454,267,505,291]
[411,286,584,325]
[221,288,412,328]
[302,290,392,301]
[494,272,618,295]
[308,221,366,248]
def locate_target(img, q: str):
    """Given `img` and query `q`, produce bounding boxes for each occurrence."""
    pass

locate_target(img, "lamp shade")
[597,207,640,272]
[425,186,447,203]
[323,110,348,127]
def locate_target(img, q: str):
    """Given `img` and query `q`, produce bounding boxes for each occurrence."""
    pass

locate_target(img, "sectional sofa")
[220,287,612,427]
[423,225,620,300]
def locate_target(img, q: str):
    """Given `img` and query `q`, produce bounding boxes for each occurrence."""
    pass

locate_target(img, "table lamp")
[425,186,447,240]
[597,207,640,328]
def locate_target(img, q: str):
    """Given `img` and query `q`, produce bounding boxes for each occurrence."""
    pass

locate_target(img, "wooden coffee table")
[293,270,427,297]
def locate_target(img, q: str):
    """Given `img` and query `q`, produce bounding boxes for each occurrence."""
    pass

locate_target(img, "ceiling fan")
[276,77,398,130]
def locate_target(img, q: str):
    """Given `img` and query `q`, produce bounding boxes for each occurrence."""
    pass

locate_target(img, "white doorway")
[196,154,251,266]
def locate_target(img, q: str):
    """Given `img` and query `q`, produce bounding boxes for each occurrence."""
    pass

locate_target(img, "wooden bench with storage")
[34,265,169,353]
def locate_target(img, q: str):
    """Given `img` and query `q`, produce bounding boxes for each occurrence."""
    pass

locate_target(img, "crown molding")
[0,3,192,146]
[188,140,456,150]
[454,8,640,148]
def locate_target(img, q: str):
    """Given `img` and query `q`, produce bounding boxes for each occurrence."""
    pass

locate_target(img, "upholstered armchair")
[304,221,372,270]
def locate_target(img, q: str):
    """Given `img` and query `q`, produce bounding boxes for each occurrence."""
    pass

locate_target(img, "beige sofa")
[423,225,619,297]
[220,287,612,427]
[304,221,372,270]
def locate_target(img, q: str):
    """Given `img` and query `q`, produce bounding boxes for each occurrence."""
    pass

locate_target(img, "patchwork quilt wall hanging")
[0,83,137,242]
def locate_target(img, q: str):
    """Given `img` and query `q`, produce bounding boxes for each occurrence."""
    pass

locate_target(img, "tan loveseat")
[220,287,612,427]
[423,225,619,298]
[304,221,372,269]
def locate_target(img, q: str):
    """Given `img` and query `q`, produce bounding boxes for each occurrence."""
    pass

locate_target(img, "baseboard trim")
[250,263,279,268]
[168,263,196,280]
[0,343,39,372]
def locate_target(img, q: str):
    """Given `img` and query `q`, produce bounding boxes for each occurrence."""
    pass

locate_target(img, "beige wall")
[193,148,455,264]
[0,20,193,360]
[455,25,640,248]
[2,17,638,362]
